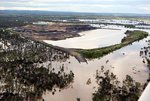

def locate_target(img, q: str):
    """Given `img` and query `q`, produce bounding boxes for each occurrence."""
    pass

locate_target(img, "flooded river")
[43,29,150,101]
[1,28,149,101]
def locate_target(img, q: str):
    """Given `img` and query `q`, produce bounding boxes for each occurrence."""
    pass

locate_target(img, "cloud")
[0,0,150,14]
[0,4,114,12]
[0,7,45,10]
[0,7,6,10]
[140,6,150,12]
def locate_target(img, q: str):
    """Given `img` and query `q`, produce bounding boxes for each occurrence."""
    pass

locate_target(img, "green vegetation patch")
[78,30,148,59]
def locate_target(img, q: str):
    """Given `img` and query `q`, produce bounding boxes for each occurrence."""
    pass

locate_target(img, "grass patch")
[78,30,148,59]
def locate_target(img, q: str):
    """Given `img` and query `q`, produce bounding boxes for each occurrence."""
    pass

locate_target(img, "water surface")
[44,28,126,49]
[43,30,150,101]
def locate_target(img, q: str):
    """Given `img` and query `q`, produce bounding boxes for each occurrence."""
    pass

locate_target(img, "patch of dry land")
[15,22,96,40]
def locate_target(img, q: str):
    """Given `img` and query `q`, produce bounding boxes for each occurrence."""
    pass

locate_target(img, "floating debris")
[106,60,109,63]
[86,78,91,85]
[122,52,125,55]
[77,98,80,101]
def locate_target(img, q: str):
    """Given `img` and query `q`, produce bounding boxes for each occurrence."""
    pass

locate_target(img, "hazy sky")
[0,0,150,14]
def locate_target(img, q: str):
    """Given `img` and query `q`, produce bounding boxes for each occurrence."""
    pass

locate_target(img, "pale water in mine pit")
[44,28,127,49]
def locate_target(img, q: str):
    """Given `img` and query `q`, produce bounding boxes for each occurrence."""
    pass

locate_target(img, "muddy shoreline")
[39,41,87,63]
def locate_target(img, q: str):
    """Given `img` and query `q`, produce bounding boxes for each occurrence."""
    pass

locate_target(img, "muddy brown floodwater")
[43,30,150,101]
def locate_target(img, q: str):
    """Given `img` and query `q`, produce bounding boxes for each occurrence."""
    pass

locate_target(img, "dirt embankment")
[15,23,96,40]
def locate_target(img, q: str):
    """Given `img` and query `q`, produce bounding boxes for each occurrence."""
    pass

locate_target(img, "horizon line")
[0,9,150,15]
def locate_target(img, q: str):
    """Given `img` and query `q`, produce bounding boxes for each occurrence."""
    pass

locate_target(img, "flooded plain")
[1,27,149,101]
[43,29,150,101]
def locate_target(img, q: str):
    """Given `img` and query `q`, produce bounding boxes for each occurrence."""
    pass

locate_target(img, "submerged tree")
[93,37,150,101]
[140,39,150,89]
[0,29,74,101]
[93,69,142,101]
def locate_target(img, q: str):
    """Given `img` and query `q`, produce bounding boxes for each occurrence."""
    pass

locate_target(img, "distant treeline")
[0,10,150,28]
[0,15,48,28]
[0,15,137,28]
